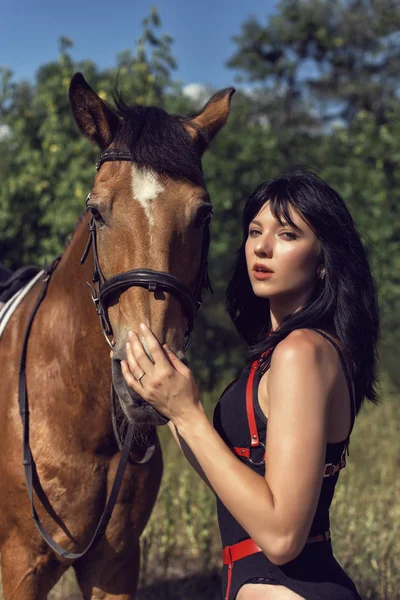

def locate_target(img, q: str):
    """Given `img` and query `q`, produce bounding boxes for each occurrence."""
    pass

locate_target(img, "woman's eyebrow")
[250,218,304,233]
[280,219,304,233]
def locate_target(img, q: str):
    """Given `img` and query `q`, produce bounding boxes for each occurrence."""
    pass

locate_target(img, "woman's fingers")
[121,327,198,421]
[138,323,171,369]
[127,330,155,375]
[121,359,145,395]
[125,338,148,380]
[163,344,190,376]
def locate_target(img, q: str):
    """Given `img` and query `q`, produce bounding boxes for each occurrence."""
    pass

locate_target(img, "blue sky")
[1,0,279,89]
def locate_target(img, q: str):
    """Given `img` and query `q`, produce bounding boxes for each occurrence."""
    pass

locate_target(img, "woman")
[121,170,379,599]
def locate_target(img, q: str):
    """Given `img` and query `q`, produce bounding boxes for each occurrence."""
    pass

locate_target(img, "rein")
[17,150,212,559]
[18,258,155,559]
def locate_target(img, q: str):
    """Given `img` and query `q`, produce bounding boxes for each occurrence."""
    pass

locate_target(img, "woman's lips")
[253,271,274,280]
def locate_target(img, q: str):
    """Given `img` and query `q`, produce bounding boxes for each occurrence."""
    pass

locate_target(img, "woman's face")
[245,200,322,303]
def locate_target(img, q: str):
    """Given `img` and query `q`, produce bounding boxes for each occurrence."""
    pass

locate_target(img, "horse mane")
[112,89,203,183]
[64,92,204,253]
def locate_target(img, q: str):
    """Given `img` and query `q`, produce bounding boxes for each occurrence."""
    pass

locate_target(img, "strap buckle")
[323,454,346,477]
[86,282,100,306]
[323,463,337,477]
[248,442,266,467]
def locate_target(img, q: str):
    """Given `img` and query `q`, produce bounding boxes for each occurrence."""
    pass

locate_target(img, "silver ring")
[136,371,145,384]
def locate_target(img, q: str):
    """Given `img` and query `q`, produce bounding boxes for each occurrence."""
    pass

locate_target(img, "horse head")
[69,73,234,426]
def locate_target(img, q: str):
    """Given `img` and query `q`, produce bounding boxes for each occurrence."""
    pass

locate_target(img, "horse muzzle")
[111,352,170,426]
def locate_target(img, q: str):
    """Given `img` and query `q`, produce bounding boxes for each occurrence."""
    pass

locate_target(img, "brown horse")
[0,73,234,600]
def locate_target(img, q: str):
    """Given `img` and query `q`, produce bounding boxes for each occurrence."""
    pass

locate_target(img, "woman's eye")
[249,229,261,237]
[280,231,297,240]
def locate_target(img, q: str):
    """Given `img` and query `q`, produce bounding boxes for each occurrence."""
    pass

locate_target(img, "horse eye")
[194,207,213,228]
[88,206,105,226]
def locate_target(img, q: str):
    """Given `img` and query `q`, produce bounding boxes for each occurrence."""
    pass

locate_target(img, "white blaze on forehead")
[131,165,164,226]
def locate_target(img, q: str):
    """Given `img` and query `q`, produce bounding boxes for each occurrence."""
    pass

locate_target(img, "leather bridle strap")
[80,215,210,351]
[100,269,197,324]
[81,150,212,352]
[96,151,134,171]
[18,258,151,559]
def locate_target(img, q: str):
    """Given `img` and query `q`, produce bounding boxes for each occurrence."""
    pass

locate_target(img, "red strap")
[245,360,260,446]
[233,447,251,458]
[224,559,232,600]
[232,446,266,462]
[234,340,347,478]
[245,347,272,447]
[223,537,262,565]
[222,538,262,600]
[244,330,274,449]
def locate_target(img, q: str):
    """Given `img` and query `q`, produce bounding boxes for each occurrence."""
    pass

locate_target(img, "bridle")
[17,150,213,561]
[80,149,213,353]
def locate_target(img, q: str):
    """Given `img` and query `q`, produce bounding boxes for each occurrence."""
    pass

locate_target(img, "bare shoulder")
[269,330,320,375]
[267,328,340,400]
[272,328,342,364]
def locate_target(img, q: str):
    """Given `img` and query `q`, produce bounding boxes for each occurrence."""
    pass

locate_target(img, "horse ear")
[184,87,235,155]
[69,72,120,150]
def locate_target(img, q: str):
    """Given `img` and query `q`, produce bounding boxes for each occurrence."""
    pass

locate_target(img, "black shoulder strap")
[306,328,356,438]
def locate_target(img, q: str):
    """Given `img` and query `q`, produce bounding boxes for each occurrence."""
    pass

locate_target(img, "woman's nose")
[255,237,271,257]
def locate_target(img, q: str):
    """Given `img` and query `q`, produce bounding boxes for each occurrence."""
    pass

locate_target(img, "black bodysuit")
[213,328,362,600]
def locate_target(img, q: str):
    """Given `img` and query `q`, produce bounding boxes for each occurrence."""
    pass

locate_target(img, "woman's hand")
[120,323,201,423]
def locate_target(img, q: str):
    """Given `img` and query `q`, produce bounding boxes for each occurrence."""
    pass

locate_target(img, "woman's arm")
[167,420,215,491]
[122,325,334,566]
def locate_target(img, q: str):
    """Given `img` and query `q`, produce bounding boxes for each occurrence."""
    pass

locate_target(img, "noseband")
[80,150,212,352]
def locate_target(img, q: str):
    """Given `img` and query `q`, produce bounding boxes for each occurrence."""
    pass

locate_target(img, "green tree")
[225,0,400,387]
[0,9,180,268]
[228,0,400,126]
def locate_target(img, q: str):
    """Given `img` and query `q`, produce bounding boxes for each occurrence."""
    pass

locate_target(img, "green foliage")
[222,0,400,389]
[0,9,180,268]
[10,375,397,599]
[228,0,400,125]
[2,2,399,389]
[0,3,399,596]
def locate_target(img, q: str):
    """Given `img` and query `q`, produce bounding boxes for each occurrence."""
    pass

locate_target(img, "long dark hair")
[226,169,380,415]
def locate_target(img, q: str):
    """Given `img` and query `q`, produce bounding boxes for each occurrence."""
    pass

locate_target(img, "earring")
[317,267,326,280]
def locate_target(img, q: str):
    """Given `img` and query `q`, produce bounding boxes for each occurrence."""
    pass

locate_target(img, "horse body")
[0,73,234,599]
[0,213,163,599]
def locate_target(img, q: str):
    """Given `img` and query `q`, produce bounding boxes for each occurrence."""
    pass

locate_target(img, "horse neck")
[44,212,111,395]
